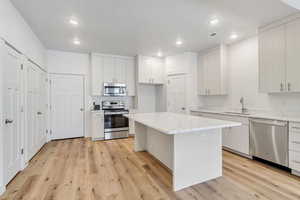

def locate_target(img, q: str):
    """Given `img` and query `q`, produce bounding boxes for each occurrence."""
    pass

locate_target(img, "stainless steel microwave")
[103,83,127,96]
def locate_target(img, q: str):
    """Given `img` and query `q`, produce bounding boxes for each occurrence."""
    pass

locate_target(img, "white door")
[51,74,84,140]
[167,75,186,113]
[286,18,300,92]
[26,64,39,161]
[3,46,22,184]
[37,71,47,149]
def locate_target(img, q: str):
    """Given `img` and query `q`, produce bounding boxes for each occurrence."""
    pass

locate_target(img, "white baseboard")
[0,185,6,195]
[292,169,300,177]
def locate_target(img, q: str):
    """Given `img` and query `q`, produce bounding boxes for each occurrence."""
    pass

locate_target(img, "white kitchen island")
[126,112,241,191]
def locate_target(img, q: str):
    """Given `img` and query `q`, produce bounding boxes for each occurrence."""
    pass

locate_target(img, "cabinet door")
[286,19,300,92]
[259,25,286,93]
[114,58,126,83]
[227,125,250,155]
[126,58,136,96]
[152,58,164,84]
[91,113,104,140]
[167,75,186,113]
[204,50,221,95]
[138,56,152,84]
[103,56,115,83]
[91,55,104,95]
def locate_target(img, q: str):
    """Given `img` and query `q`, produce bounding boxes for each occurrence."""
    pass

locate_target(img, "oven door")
[104,113,129,132]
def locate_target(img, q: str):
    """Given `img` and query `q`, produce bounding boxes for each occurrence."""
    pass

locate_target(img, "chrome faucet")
[240,97,248,113]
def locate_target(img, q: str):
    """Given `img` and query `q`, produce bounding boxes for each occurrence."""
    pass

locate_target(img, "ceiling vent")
[281,0,300,10]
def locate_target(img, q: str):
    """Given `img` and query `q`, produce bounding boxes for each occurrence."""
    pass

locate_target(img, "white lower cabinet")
[191,112,250,156]
[289,122,300,173]
[91,112,104,141]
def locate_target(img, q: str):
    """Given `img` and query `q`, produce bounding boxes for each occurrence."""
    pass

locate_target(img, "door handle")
[5,119,13,124]
[288,83,291,91]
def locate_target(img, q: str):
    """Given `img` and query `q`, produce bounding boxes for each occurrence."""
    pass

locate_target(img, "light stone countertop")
[190,108,300,123]
[125,112,241,135]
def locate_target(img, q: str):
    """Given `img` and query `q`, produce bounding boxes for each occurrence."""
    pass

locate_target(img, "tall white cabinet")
[91,53,136,96]
[165,52,198,114]
[198,45,228,96]
[259,16,300,93]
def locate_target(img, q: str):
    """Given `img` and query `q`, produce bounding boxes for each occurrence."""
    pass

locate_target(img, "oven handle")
[105,112,129,115]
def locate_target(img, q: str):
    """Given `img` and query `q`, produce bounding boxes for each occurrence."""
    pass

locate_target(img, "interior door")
[51,74,84,140]
[3,46,21,184]
[26,64,38,161]
[167,75,186,114]
[37,71,47,150]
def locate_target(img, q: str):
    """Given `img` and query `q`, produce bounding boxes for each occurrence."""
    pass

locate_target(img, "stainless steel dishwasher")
[250,118,288,167]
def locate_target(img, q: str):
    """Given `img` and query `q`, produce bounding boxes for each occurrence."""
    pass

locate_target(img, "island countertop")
[125,112,241,135]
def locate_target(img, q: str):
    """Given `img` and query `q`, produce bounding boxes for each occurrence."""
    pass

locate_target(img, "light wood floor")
[1,138,300,200]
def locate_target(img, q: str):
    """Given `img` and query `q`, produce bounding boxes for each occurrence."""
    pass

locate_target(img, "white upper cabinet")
[137,55,164,85]
[198,45,228,96]
[125,58,136,96]
[91,54,136,96]
[259,16,300,93]
[259,25,286,93]
[166,54,189,75]
[286,18,300,92]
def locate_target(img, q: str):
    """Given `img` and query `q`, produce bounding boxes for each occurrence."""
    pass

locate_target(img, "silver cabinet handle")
[288,82,291,91]
[292,141,300,145]
[5,119,13,124]
[80,108,84,112]
[37,112,43,115]
[182,107,186,111]
[292,160,300,164]
[280,83,283,92]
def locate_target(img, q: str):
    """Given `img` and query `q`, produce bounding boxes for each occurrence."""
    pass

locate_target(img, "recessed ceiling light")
[210,18,219,26]
[176,40,183,46]
[157,51,162,57]
[69,18,79,26]
[73,39,81,45]
[230,33,238,40]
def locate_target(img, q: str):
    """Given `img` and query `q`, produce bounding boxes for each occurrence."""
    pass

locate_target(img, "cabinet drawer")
[289,151,300,171]
[192,112,249,125]
[289,141,300,152]
[290,122,300,133]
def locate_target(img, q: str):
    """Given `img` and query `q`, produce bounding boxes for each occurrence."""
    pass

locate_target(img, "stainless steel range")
[102,100,129,140]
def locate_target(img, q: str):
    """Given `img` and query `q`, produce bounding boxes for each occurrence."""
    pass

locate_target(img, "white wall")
[0,0,45,67]
[47,50,92,137]
[200,36,300,115]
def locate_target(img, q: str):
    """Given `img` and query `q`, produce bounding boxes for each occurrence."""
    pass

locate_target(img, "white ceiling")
[11,0,297,57]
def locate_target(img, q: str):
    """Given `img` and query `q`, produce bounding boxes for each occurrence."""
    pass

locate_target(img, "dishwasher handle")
[250,119,287,127]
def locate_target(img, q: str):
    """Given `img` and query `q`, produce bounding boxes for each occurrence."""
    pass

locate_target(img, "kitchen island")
[126,112,241,191]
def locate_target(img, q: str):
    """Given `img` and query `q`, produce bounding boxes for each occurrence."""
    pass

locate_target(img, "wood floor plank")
[1,138,300,200]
